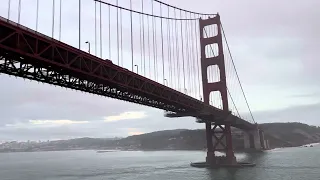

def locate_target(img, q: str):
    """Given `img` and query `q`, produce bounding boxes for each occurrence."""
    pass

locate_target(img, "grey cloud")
[3,101,320,141]
[289,92,320,99]
[0,122,121,141]
[0,0,320,141]
[0,109,203,141]
[0,75,146,126]
[168,0,320,88]
[253,102,320,126]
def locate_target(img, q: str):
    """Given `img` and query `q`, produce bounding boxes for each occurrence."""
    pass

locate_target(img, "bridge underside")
[0,16,255,131]
[0,17,220,124]
[165,112,255,130]
[0,17,195,112]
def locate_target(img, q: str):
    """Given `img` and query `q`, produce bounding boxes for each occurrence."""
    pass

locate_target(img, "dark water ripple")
[1,147,320,180]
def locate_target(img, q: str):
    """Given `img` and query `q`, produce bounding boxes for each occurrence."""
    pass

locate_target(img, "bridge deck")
[0,16,255,130]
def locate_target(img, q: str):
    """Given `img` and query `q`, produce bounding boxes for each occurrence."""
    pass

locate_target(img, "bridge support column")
[252,130,261,149]
[265,140,270,149]
[243,129,266,150]
[243,131,254,149]
[205,123,236,165]
[259,129,266,149]
[225,124,237,164]
[200,14,237,166]
[205,122,215,164]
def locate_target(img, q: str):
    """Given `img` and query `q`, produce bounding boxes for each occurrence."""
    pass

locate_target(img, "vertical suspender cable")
[59,0,62,41]
[141,0,146,76]
[194,14,201,100]
[167,7,172,87]
[151,1,156,80]
[130,0,134,71]
[108,5,111,59]
[171,11,177,89]
[94,1,97,56]
[186,12,193,97]
[78,0,81,49]
[160,4,165,84]
[185,11,191,97]
[147,15,151,78]
[116,0,119,65]
[99,3,102,58]
[191,12,197,98]
[179,10,186,93]
[52,0,55,38]
[190,13,196,97]
[36,0,39,31]
[120,9,123,66]
[139,1,143,75]
[174,9,180,91]
[8,0,11,20]
[18,0,21,24]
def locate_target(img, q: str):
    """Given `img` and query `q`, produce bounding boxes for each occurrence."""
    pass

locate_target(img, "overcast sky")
[0,0,319,141]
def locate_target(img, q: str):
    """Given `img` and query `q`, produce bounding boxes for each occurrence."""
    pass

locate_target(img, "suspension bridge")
[0,0,269,167]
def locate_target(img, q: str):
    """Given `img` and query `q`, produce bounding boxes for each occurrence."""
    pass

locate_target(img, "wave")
[300,142,320,147]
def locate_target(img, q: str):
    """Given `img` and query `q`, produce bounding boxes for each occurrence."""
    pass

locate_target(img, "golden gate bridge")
[0,0,269,167]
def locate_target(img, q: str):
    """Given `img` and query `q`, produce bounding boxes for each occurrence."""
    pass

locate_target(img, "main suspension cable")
[94,0,198,21]
[203,28,241,117]
[152,0,217,16]
[221,23,255,123]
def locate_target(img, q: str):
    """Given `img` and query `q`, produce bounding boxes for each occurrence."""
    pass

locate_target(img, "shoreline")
[1,142,318,154]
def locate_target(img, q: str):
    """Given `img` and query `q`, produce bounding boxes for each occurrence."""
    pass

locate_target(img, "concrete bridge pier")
[264,139,270,150]
[243,129,268,150]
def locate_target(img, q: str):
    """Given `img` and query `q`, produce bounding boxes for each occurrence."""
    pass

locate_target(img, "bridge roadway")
[0,16,255,130]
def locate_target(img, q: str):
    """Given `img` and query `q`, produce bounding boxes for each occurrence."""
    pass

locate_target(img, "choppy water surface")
[1,146,320,180]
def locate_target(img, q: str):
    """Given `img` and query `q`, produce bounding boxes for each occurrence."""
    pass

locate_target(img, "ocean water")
[1,146,320,180]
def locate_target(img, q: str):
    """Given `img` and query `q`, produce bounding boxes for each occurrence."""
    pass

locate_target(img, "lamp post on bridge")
[134,64,139,74]
[164,79,168,86]
[85,41,90,54]
[184,88,187,94]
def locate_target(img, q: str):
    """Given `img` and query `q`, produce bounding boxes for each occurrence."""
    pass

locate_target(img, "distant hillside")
[1,123,320,152]
[109,122,320,150]
[113,129,206,150]
[260,122,320,148]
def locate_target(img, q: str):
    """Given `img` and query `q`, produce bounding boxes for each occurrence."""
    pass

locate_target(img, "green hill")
[110,122,320,150]
[260,122,320,148]
[2,122,320,152]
